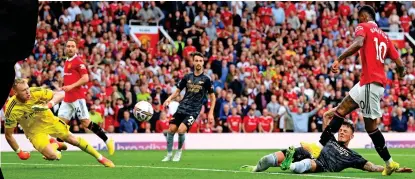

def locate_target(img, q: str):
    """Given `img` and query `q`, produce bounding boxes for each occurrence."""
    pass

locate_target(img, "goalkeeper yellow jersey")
[4,87,56,135]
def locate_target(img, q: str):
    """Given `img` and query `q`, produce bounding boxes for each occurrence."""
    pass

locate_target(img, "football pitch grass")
[2,149,415,179]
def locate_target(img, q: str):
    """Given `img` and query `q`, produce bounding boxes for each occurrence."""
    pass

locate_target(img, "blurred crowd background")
[2,1,415,134]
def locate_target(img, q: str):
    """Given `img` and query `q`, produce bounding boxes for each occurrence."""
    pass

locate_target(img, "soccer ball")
[133,101,154,121]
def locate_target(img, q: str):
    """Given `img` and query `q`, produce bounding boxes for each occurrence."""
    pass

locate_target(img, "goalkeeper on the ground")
[4,78,114,167]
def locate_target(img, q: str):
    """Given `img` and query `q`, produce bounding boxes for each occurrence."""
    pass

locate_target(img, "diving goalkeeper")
[4,78,114,167]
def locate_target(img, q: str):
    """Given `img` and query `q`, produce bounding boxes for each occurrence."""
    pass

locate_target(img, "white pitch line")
[1,162,375,179]
[359,154,415,157]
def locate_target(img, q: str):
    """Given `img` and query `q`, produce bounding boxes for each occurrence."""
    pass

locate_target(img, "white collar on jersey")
[368,21,378,26]
[67,54,78,62]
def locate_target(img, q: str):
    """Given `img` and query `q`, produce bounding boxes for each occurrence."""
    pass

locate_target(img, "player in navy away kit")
[311,5,407,176]
[162,52,216,162]
[240,109,413,174]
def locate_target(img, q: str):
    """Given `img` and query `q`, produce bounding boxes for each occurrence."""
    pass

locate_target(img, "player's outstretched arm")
[5,127,30,160]
[322,107,337,131]
[363,161,413,173]
[362,161,384,172]
[32,91,65,111]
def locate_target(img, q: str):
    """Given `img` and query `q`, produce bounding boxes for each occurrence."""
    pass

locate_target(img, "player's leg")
[49,137,68,151]
[57,101,74,142]
[76,99,114,155]
[63,134,114,167]
[173,123,188,162]
[241,151,284,172]
[163,114,180,161]
[319,83,360,146]
[173,115,196,162]
[363,83,399,175]
[289,159,318,174]
[30,133,61,160]
[52,118,114,167]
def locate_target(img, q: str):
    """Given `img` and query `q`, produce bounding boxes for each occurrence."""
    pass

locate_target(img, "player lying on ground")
[240,109,413,174]
[4,78,114,167]
[240,123,413,173]
[58,39,114,155]
[162,52,216,162]
[323,5,406,176]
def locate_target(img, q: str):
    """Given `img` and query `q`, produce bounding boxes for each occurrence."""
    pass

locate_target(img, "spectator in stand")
[267,95,281,121]
[409,2,415,16]
[392,107,408,132]
[119,110,138,133]
[389,9,401,32]
[377,11,389,28]
[227,107,242,133]
[355,114,366,132]
[283,100,323,133]
[219,104,231,123]
[243,108,258,133]
[400,10,412,32]
[255,85,271,112]
[272,2,285,25]
[150,2,165,25]
[156,111,170,136]
[407,116,415,132]
[89,105,104,129]
[287,11,301,30]
[258,109,273,133]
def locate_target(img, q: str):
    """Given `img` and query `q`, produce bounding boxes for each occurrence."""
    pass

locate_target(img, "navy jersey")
[175,73,214,117]
[316,139,367,172]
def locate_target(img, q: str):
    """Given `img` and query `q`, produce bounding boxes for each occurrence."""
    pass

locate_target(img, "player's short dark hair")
[342,120,355,133]
[191,52,204,60]
[358,5,376,20]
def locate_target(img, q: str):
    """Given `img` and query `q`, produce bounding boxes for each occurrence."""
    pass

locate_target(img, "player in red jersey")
[259,109,273,133]
[58,39,115,155]
[317,6,406,176]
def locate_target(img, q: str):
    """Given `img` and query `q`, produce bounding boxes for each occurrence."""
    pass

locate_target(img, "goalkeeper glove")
[16,148,30,160]
[32,101,55,111]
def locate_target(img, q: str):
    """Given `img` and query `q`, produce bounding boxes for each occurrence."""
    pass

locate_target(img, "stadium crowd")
[2,1,415,134]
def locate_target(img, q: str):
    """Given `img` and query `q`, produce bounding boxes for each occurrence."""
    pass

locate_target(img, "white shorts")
[58,99,90,120]
[349,82,384,119]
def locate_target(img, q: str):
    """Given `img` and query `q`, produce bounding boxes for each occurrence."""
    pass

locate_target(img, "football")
[133,101,154,121]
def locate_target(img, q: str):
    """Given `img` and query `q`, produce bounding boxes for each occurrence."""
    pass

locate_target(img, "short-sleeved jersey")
[228,115,242,132]
[354,21,400,87]
[175,73,214,117]
[4,87,55,136]
[63,54,88,103]
[259,116,273,132]
[316,139,367,172]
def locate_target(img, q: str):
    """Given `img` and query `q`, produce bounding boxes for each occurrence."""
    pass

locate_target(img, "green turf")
[2,149,414,179]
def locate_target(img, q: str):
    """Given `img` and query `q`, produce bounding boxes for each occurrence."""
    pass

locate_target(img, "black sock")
[57,138,64,142]
[88,122,108,142]
[368,128,391,161]
[319,112,345,146]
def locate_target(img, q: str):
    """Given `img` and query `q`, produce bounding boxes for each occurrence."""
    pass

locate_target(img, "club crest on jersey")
[198,81,204,85]
[67,63,72,69]
[355,26,363,33]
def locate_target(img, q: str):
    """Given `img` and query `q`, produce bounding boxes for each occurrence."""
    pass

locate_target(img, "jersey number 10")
[374,37,387,64]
